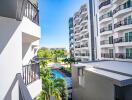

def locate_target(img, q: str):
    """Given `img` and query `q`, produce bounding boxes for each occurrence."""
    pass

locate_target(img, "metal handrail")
[22,63,40,85]
[99,0,111,9]
[113,1,132,15]
[114,18,132,28]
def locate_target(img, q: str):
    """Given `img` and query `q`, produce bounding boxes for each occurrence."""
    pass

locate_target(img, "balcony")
[114,18,132,32]
[75,36,82,42]
[114,37,132,46]
[22,62,40,85]
[99,12,112,24]
[113,1,132,18]
[75,45,81,49]
[75,53,81,57]
[82,34,89,40]
[24,0,39,25]
[100,40,113,48]
[80,8,87,15]
[100,25,112,35]
[81,44,88,48]
[100,40,109,45]
[99,0,111,11]
[22,62,41,98]
[80,27,88,34]
[101,53,114,58]
[81,53,89,57]
[115,53,132,59]
[99,11,112,21]
[101,53,132,59]
[112,0,124,4]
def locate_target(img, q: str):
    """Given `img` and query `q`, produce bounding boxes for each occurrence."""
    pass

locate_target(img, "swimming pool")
[51,69,72,88]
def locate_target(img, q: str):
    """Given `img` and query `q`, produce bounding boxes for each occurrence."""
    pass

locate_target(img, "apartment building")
[69,4,98,62]
[69,17,74,57]
[99,0,132,61]
[72,0,132,100]
[0,0,42,99]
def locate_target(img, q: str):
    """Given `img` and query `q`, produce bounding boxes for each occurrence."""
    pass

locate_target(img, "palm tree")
[53,78,68,100]
[40,67,62,100]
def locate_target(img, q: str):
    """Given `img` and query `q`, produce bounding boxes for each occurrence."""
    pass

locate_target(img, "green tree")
[62,58,76,69]
[39,67,62,100]
[37,48,53,59]
[51,49,67,62]
[37,48,68,100]
[53,78,68,100]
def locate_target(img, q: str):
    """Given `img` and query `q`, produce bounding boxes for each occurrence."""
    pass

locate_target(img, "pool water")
[51,69,72,88]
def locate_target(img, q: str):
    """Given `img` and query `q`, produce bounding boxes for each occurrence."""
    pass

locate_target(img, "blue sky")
[39,0,87,49]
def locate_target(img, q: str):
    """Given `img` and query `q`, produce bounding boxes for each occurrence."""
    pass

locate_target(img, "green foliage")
[62,57,76,69]
[37,48,68,100]
[38,67,68,100]
[61,67,71,73]
[37,48,52,58]
[37,48,68,63]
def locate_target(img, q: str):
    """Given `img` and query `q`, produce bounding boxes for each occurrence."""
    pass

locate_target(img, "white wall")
[22,40,39,65]
[27,79,42,99]
[0,16,41,99]
[0,17,22,100]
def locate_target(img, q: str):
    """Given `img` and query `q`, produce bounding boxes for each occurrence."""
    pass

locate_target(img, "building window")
[125,32,132,42]
[109,49,113,58]
[124,0,131,8]
[109,36,113,44]
[126,48,132,59]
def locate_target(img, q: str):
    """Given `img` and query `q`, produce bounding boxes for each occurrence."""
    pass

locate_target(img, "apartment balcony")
[80,5,87,15]
[74,24,80,29]
[75,37,82,42]
[0,0,39,24]
[115,53,132,59]
[114,19,132,32]
[75,53,81,57]
[99,12,112,24]
[80,18,88,26]
[24,0,39,25]
[112,0,124,4]
[80,28,88,34]
[99,0,111,12]
[101,53,114,58]
[81,53,89,57]
[75,45,81,49]
[100,25,112,35]
[114,37,132,47]
[22,63,42,99]
[80,9,87,15]
[113,1,132,18]
[81,44,88,48]
[100,40,113,48]
[81,34,89,40]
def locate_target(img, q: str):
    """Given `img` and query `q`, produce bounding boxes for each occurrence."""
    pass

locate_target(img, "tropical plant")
[62,57,76,69]
[39,67,62,100]
[53,78,68,100]
[39,67,68,100]
[37,48,68,100]
[51,49,67,62]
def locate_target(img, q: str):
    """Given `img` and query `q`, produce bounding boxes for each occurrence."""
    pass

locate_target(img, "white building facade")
[99,0,132,61]
[69,3,98,62]
[0,0,42,99]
